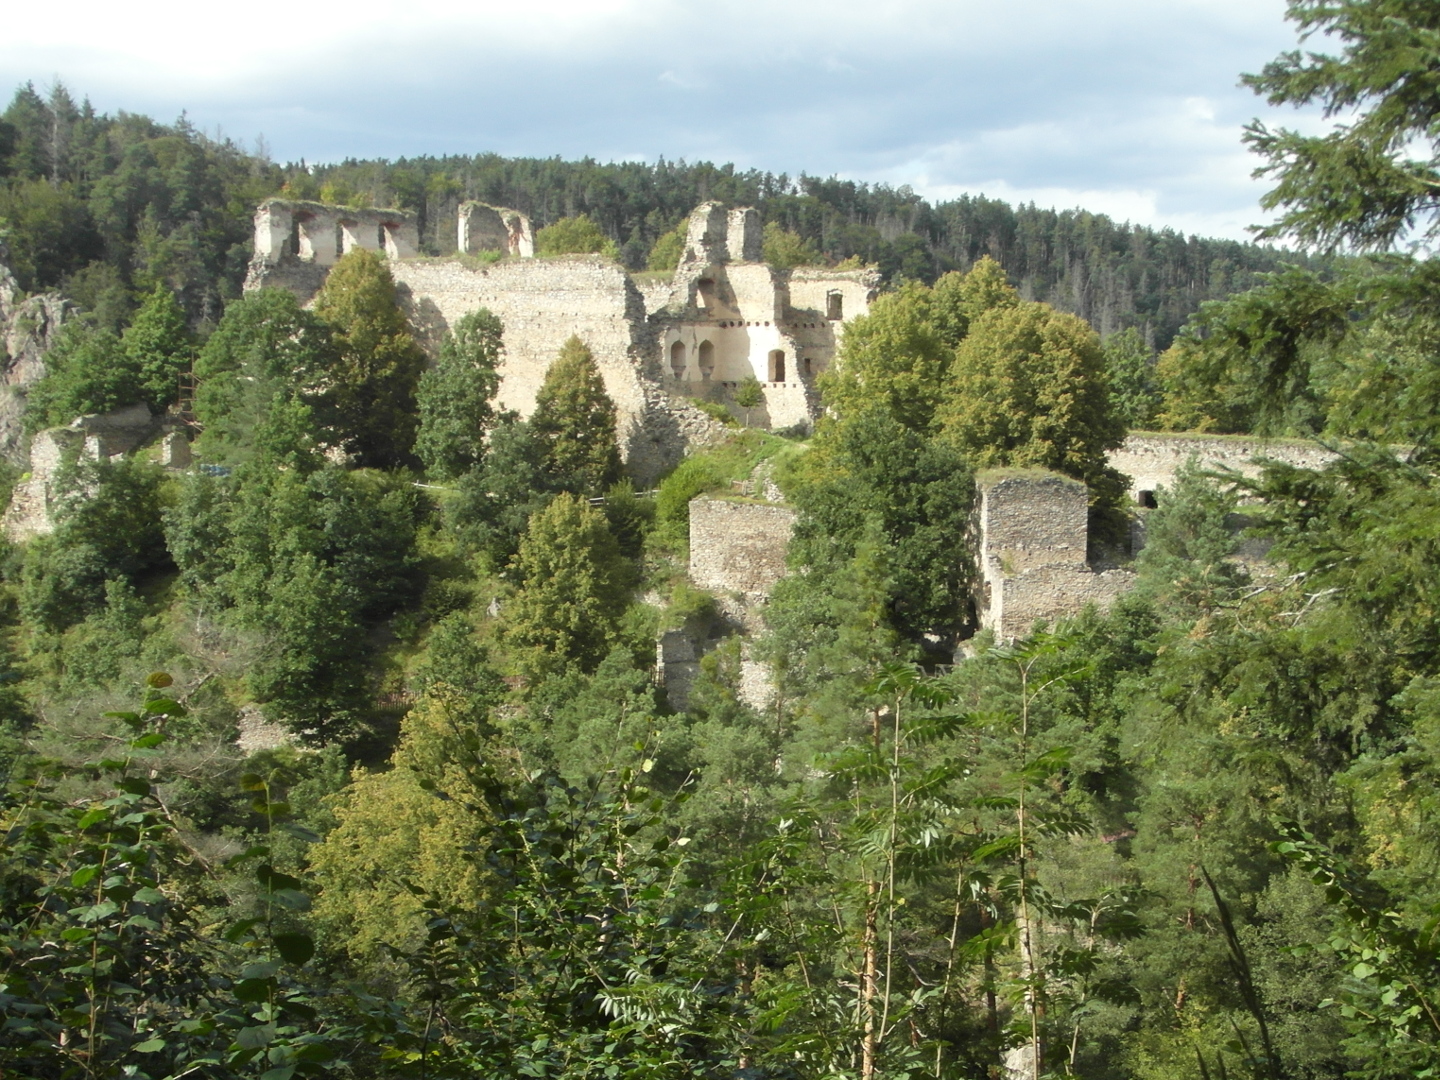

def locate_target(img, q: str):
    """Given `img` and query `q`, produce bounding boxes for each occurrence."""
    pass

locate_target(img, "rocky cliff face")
[0,253,71,461]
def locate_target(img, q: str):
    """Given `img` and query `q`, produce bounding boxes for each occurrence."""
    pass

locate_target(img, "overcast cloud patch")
[0,0,1315,240]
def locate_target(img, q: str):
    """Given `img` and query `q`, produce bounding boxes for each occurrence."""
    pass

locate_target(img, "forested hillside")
[0,82,1306,352]
[7,2,1440,1078]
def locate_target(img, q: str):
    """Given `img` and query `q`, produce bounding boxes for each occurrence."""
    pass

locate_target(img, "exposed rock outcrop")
[0,254,72,461]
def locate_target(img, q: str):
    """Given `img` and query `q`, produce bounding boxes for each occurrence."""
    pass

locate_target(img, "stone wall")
[1109,433,1338,502]
[5,404,168,541]
[243,198,879,477]
[688,495,798,613]
[974,469,1135,640]
[459,202,533,258]
[390,254,689,482]
[251,198,419,271]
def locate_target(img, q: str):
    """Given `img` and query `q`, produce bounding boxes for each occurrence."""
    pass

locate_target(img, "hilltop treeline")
[1,82,1307,349]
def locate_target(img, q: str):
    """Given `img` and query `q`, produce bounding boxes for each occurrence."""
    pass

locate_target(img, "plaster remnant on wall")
[245,198,419,299]
[973,470,1134,641]
[459,202,534,258]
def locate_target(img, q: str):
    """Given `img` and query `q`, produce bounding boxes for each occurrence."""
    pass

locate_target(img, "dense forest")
[7,1,1440,1079]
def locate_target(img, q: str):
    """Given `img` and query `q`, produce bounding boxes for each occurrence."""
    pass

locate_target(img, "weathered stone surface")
[973,470,1135,641]
[249,198,419,280]
[687,495,798,613]
[1109,433,1337,503]
[4,404,171,541]
[458,202,533,258]
[244,198,879,472]
[0,254,72,461]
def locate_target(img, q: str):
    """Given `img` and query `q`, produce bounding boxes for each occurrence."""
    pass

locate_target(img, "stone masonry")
[973,470,1134,642]
[5,403,168,541]
[1111,433,1338,504]
[244,199,878,481]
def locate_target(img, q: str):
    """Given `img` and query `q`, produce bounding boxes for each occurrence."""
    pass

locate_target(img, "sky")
[0,0,1320,241]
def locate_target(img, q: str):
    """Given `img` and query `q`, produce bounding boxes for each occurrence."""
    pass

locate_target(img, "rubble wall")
[687,496,797,607]
[1109,433,1339,499]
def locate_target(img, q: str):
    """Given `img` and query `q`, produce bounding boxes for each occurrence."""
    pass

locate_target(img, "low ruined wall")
[1109,433,1339,499]
[989,565,1136,640]
[688,495,797,608]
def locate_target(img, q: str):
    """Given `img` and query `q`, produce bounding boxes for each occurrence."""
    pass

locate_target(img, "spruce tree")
[502,493,633,681]
[122,285,193,411]
[530,336,623,496]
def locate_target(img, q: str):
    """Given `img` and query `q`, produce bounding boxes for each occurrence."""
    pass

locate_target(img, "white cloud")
[0,0,1322,241]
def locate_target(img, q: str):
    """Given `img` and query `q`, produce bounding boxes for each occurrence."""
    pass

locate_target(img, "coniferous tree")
[121,284,193,411]
[503,493,634,681]
[530,336,623,496]
[414,308,504,480]
[192,288,334,467]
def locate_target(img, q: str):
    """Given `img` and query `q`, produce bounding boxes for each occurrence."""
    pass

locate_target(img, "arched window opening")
[827,292,843,320]
[698,340,715,381]
[697,278,717,311]
[670,340,687,379]
[1137,490,1158,509]
[769,350,786,382]
[802,356,813,376]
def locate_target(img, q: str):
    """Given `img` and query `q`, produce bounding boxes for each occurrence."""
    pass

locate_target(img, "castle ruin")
[244,197,880,483]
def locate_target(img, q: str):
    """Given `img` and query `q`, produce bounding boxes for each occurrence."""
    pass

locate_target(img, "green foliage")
[786,409,976,642]
[312,249,427,468]
[939,298,1129,532]
[1104,326,1161,430]
[24,323,142,431]
[1133,460,1249,616]
[534,213,616,258]
[502,493,635,681]
[821,257,1019,434]
[165,465,422,738]
[414,308,504,480]
[193,288,334,467]
[26,285,192,430]
[122,285,193,411]
[0,675,335,1080]
[821,280,950,431]
[1243,0,1440,251]
[645,221,686,271]
[761,220,822,269]
[733,375,764,424]
[19,457,168,633]
[529,336,623,497]
[0,81,280,313]
[311,688,503,957]
[1157,267,1352,435]
[448,413,551,565]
